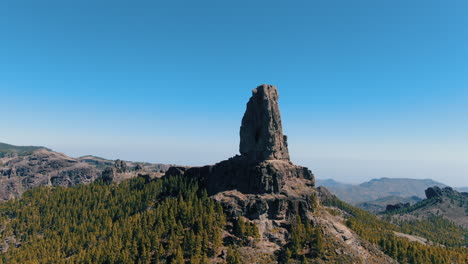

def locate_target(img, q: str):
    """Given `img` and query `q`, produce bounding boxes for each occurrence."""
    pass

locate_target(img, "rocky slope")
[384,186,468,228]
[0,143,172,202]
[0,148,99,202]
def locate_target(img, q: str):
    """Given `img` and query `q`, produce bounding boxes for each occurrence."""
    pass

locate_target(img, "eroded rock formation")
[166,84,315,223]
[164,85,399,262]
[179,84,314,196]
[424,186,457,199]
[0,149,99,202]
[240,84,290,161]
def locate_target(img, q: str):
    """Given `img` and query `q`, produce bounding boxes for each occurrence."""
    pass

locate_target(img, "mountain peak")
[239,84,290,161]
[169,85,314,195]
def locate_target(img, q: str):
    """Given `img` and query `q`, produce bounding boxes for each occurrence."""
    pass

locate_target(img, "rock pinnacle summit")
[166,84,314,195]
[240,84,290,161]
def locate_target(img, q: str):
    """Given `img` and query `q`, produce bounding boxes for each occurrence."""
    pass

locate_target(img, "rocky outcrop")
[114,159,127,173]
[134,164,143,171]
[387,186,468,228]
[239,84,290,161]
[165,166,189,177]
[316,186,334,203]
[173,84,314,196]
[165,84,317,249]
[0,149,99,202]
[425,186,443,199]
[424,186,457,199]
[78,155,172,175]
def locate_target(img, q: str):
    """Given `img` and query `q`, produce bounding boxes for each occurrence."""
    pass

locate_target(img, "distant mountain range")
[316,177,455,213]
[317,178,447,202]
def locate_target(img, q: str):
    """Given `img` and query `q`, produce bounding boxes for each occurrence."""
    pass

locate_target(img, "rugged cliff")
[166,84,397,263]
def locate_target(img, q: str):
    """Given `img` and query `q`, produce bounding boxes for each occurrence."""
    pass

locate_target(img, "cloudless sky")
[1,0,467,186]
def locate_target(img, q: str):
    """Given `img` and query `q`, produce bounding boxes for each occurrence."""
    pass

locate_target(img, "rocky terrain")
[166,84,397,263]
[0,85,466,263]
[0,143,172,202]
[0,148,99,202]
[385,186,468,228]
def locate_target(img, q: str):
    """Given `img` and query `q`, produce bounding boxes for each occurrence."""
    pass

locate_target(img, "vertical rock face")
[240,84,290,161]
[168,84,314,196]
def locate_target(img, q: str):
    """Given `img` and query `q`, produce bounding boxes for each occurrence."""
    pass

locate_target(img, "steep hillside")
[0,148,99,202]
[319,189,467,263]
[0,174,466,263]
[383,186,468,229]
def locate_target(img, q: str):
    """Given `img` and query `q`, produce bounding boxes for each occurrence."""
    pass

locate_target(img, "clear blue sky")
[1,1,467,186]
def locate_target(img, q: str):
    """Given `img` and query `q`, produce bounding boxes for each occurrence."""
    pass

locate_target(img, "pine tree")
[226,247,242,264]
[171,245,185,264]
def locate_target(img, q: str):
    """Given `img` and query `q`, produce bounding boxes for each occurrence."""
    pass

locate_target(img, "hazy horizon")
[2,1,467,186]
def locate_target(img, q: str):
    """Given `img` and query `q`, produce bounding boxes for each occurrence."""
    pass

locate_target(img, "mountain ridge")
[316,177,447,209]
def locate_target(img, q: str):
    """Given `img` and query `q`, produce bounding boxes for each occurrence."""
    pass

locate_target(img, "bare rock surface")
[0,149,99,202]
[0,144,175,202]
[174,84,314,195]
[164,85,396,263]
[239,84,290,161]
[388,186,468,228]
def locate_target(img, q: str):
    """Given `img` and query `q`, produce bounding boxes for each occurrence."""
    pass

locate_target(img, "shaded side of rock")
[114,159,127,173]
[425,186,445,199]
[169,85,315,196]
[137,173,151,183]
[165,166,189,177]
[211,189,316,222]
[207,157,313,195]
[101,167,116,185]
[239,84,290,161]
[385,203,410,212]
[134,164,143,171]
